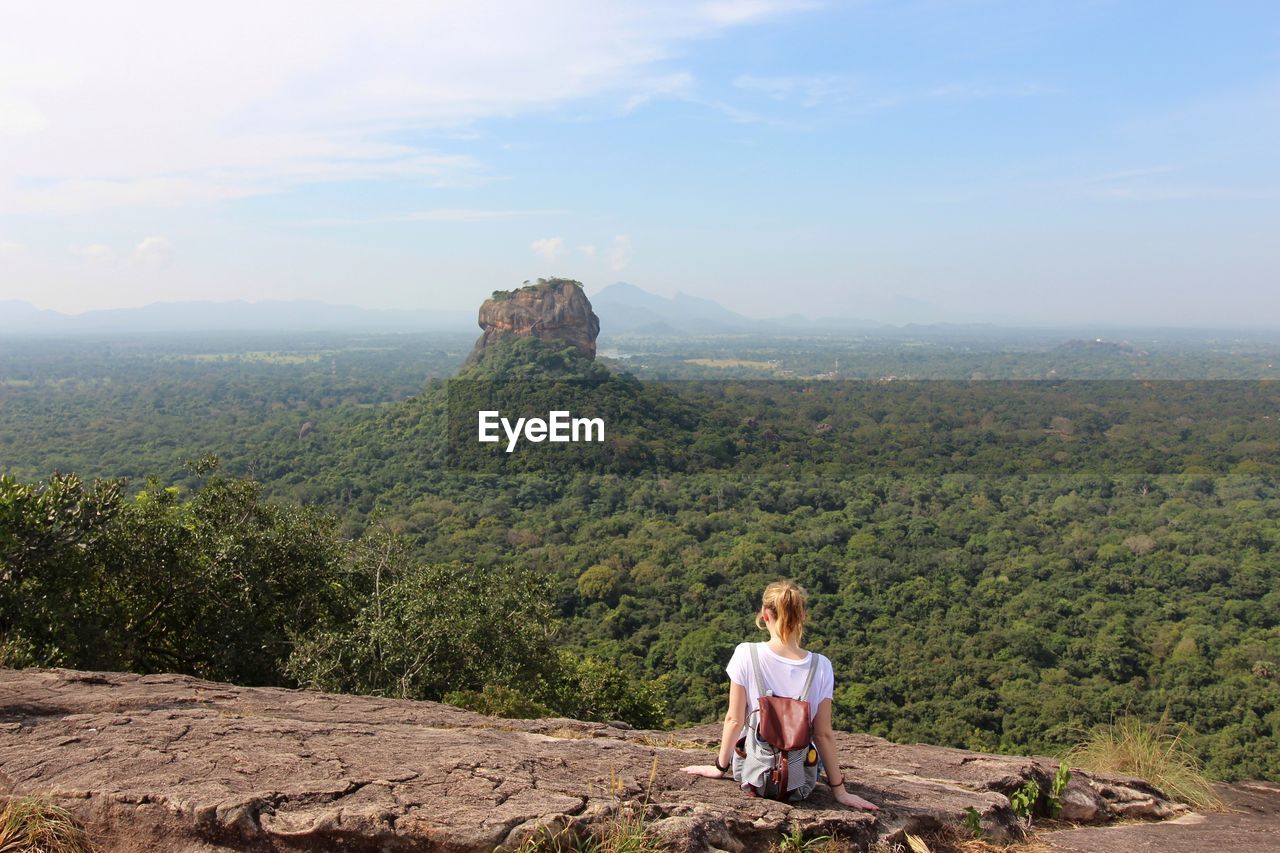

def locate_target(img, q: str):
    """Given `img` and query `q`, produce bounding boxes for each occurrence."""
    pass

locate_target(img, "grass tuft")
[504,806,667,853]
[871,825,1053,853]
[1066,715,1222,810]
[506,756,667,852]
[631,735,709,751]
[0,796,97,853]
[775,824,838,852]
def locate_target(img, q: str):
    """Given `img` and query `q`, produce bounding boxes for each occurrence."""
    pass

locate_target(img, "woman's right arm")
[681,681,747,778]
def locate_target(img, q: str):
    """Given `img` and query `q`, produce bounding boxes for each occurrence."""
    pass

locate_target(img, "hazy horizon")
[2,2,1278,327]
[7,283,1280,335]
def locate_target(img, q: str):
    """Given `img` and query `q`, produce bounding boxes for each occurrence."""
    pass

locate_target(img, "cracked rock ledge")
[1,668,1191,852]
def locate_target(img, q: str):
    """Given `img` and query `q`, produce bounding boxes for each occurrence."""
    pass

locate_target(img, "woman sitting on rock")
[680,579,880,811]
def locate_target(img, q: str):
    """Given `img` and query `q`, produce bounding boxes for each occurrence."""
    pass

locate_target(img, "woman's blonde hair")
[755,579,807,642]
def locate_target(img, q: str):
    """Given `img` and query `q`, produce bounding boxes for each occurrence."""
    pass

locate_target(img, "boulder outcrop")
[1,668,1193,852]
[466,279,600,365]
[1042,781,1280,852]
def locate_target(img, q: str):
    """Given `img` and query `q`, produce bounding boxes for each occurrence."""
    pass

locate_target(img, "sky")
[1,0,1278,326]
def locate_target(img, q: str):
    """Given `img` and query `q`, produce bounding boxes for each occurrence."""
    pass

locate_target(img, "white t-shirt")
[725,641,834,723]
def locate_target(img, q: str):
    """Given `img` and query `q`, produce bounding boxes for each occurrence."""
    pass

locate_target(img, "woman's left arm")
[814,698,879,810]
[681,681,747,778]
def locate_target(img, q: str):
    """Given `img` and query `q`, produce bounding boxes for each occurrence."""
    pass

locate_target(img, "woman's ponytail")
[758,580,807,643]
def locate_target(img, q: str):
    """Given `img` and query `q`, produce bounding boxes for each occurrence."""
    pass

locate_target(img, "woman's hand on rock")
[832,785,880,811]
[680,764,726,778]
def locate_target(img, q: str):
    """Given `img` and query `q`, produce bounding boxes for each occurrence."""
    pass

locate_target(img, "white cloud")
[531,237,565,261]
[621,72,696,113]
[922,81,1060,100]
[606,235,633,271]
[1079,166,1179,185]
[578,244,597,257]
[0,240,22,254]
[0,1,815,215]
[733,73,1058,116]
[1088,185,1280,202]
[74,244,114,262]
[299,209,562,226]
[0,96,48,136]
[701,0,816,26]
[733,73,856,107]
[1061,165,1279,202]
[132,236,173,268]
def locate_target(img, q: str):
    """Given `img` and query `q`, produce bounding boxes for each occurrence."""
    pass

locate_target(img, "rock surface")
[466,279,600,365]
[1,668,1189,852]
[1042,781,1280,852]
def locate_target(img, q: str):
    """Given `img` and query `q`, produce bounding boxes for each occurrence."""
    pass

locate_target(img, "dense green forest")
[607,327,1280,381]
[2,332,1279,782]
[0,332,473,497]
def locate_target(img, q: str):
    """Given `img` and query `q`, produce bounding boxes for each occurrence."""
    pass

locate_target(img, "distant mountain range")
[588,282,892,336]
[0,283,981,337]
[0,299,474,335]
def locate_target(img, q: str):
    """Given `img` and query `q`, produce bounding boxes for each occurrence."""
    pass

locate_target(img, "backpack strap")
[797,653,817,701]
[751,643,819,701]
[748,642,769,699]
